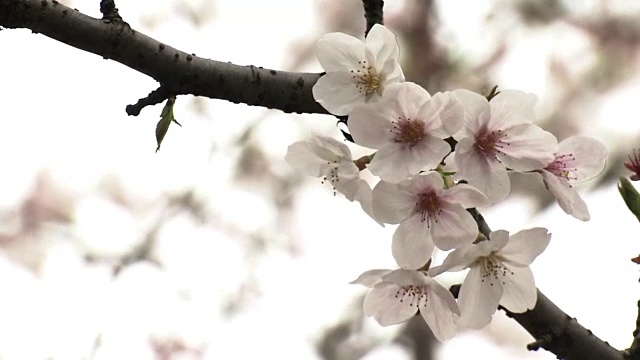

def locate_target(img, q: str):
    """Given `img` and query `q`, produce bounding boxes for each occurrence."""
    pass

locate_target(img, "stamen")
[390,116,426,147]
[480,256,514,286]
[414,191,442,227]
[475,128,507,160]
[394,284,428,307]
[350,60,381,95]
[546,153,577,182]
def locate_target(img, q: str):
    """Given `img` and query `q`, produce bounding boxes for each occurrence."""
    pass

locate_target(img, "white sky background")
[1,0,640,359]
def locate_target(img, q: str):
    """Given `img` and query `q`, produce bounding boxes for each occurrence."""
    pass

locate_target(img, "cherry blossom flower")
[624,149,640,181]
[285,136,379,222]
[453,89,557,202]
[348,82,463,183]
[537,136,606,221]
[373,172,489,269]
[351,268,459,341]
[312,24,405,116]
[430,228,551,329]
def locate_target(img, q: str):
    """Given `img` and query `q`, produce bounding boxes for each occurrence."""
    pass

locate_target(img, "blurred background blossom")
[2,0,640,359]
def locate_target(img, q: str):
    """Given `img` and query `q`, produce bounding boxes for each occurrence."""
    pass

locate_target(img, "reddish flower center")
[392,117,426,147]
[545,153,577,181]
[414,191,441,226]
[625,149,640,181]
[475,128,506,157]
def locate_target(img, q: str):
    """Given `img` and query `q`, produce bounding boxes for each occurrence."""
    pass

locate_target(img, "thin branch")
[624,300,640,359]
[362,0,384,36]
[0,0,328,116]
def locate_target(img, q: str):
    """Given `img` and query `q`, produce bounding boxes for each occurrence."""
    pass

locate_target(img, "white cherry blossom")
[373,172,489,269]
[453,89,557,202]
[537,136,606,221]
[351,268,459,341]
[312,24,405,116]
[348,82,463,183]
[285,136,377,221]
[430,228,551,329]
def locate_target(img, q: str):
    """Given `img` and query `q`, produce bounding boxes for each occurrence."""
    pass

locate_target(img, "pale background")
[1,0,640,359]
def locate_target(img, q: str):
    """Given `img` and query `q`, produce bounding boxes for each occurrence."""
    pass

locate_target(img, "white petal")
[430,202,478,250]
[363,283,418,325]
[317,32,365,72]
[421,279,460,341]
[454,137,510,202]
[348,102,395,149]
[354,181,385,226]
[458,265,502,329]
[284,141,331,177]
[365,24,401,75]
[368,136,450,183]
[392,216,435,269]
[487,230,510,251]
[418,91,464,137]
[334,174,363,201]
[498,227,551,266]
[429,248,474,276]
[452,89,491,139]
[440,183,490,209]
[488,90,537,130]
[499,265,537,313]
[555,136,607,183]
[312,72,365,115]
[540,170,590,221]
[382,268,428,286]
[372,181,417,224]
[407,171,444,194]
[350,269,392,287]
[312,135,353,159]
[391,82,431,117]
[498,123,557,171]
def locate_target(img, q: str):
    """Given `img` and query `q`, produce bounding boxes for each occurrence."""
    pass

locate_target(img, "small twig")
[126,86,170,116]
[623,300,640,358]
[362,0,384,36]
[99,0,123,23]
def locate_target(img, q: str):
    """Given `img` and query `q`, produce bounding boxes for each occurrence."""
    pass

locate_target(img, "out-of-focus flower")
[351,268,459,341]
[312,24,405,115]
[348,82,463,183]
[452,89,557,202]
[430,228,551,329]
[537,136,606,221]
[373,172,489,269]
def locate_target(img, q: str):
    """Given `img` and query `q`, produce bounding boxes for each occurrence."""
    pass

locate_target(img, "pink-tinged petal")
[392,216,435,269]
[285,141,332,177]
[354,181,385,226]
[407,172,444,194]
[372,181,416,224]
[417,92,464,137]
[498,124,557,171]
[440,183,490,209]
[363,283,418,325]
[458,265,502,329]
[313,72,365,115]
[430,203,478,250]
[455,138,510,202]
[499,265,537,313]
[317,33,365,72]
[498,227,551,266]
[452,89,491,138]
[390,82,431,118]
[487,230,510,251]
[540,170,590,221]
[366,24,401,72]
[369,137,450,183]
[421,279,460,341]
[429,247,477,276]
[487,90,537,130]
[348,102,396,149]
[555,136,607,183]
[350,269,392,287]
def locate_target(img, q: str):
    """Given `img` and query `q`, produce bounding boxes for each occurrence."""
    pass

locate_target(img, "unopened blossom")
[351,268,459,341]
[312,24,405,116]
[453,89,557,202]
[430,228,551,329]
[537,136,606,221]
[348,82,463,183]
[373,172,489,269]
[285,136,379,222]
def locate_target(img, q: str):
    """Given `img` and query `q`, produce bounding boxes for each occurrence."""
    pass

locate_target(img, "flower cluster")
[285,24,607,341]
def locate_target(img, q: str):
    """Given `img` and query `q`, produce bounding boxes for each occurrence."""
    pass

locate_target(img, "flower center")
[320,159,340,195]
[475,128,506,158]
[480,256,514,286]
[394,284,428,307]
[414,191,441,226]
[351,60,380,95]
[391,117,426,146]
[545,153,577,182]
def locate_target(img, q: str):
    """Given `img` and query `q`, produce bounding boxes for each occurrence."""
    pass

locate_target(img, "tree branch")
[0,0,328,116]
[362,0,384,36]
